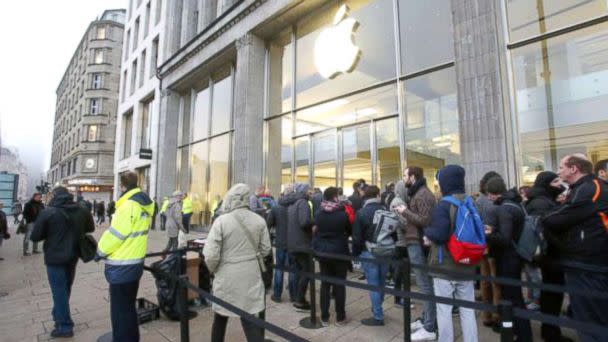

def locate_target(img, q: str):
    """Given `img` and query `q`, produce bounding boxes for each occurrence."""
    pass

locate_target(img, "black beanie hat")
[533,171,558,188]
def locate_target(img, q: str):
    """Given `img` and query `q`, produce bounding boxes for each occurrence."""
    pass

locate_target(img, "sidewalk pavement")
[0,220,578,341]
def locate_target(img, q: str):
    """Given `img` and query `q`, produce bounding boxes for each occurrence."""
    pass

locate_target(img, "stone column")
[164,0,183,58]
[156,89,181,198]
[451,0,517,192]
[232,33,266,189]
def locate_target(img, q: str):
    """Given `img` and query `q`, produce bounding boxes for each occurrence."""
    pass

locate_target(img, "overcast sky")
[0,0,126,178]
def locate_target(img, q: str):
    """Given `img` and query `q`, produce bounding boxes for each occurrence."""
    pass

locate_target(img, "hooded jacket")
[400,178,435,246]
[97,188,155,284]
[312,200,351,257]
[543,174,608,272]
[424,165,476,278]
[31,191,95,265]
[203,184,271,317]
[283,184,313,252]
[165,197,184,238]
[486,189,525,258]
[266,194,289,249]
[391,181,409,247]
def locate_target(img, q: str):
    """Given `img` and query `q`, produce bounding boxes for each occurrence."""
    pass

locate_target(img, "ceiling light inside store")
[299,99,349,118]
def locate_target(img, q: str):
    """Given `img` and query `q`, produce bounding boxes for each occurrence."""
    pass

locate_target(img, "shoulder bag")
[234,217,267,273]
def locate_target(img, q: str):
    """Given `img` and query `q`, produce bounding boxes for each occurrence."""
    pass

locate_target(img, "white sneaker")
[410,319,424,332]
[411,327,437,341]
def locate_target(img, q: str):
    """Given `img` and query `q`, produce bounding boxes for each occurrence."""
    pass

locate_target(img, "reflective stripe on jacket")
[98,188,154,283]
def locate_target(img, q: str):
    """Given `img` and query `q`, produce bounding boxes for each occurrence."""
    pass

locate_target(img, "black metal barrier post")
[499,300,514,342]
[178,274,191,342]
[299,250,323,329]
[403,259,411,342]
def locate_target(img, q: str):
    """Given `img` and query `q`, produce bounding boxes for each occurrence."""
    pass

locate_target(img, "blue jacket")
[424,165,466,244]
[352,198,385,256]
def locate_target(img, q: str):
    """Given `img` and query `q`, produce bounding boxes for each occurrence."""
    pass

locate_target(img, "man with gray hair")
[267,184,296,302]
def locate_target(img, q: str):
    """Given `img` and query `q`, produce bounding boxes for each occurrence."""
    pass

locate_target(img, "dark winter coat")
[476,193,497,226]
[543,174,608,272]
[266,196,289,249]
[424,165,476,279]
[283,184,313,253]
[23,199,44,224]
[525,186,562,257]
[352,198,385,257]
[348,193,364,213]
[30,192,95,265]
[486,189,526,259]
[312,201,351,257]
[400,178,436,246]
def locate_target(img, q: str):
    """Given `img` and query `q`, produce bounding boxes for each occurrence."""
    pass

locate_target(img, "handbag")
[79,234,98,263]
[16,219,27,234]
[234,217,267,273]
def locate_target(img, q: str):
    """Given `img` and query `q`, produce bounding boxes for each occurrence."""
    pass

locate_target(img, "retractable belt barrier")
[142,245,608,342]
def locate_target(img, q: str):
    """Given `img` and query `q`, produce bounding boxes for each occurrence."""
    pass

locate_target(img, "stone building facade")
[48,9,126,203]
[154,0,608,227]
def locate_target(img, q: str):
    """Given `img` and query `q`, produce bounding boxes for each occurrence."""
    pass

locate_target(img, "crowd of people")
[1,155,607,342]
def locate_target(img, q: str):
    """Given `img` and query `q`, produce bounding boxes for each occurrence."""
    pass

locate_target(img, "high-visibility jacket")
[97,187,154,284]
[160,198,169,214]
[182,197,193,214]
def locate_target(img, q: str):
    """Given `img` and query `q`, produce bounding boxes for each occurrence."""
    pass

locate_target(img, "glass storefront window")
[376,117,401,187]
[512,22,608,184]
[399,0,454,74]
[313,131,337,190]
[266,115,293,197]
[295,0,396,109]
[343,124,371,196]
[295,83,398,136]
[177,146,190,192]
[193,88,210,141]
[295,136,310,184]
[208,134,231,221]
[189,141,208,227]
[404,67,460,192]
[506,0,608,42]
[211,75,232,135]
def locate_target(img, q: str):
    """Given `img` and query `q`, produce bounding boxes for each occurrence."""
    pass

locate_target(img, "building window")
[140,98,152,149]
[131,59,137,94]
[144,2,151,38]
[139,49,146,87]
[122,70,128,102]
[93,49,104,64]
[133,17,140,51]
[123,112,133,158]
[90,98,101,115]
[155,0,162,25]
[150,37,159,79]
[92,73,102,89]
[88,125,98,141]
[73,157,77,174]
[125,30,131,61]
[96,25,106,40]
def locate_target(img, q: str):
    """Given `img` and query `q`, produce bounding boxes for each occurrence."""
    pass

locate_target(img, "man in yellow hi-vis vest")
[96,172,154,342]
[182,193,193,232]
[159,196,169,231]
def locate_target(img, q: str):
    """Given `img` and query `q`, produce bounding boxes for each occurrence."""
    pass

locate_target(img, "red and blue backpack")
[440,195,486,265]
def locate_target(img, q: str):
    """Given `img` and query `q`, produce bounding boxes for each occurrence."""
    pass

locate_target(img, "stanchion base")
[299,316,324,329]
[97,332,112,342]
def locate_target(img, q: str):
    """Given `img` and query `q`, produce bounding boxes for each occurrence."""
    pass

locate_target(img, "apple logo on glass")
[314,4,361,79]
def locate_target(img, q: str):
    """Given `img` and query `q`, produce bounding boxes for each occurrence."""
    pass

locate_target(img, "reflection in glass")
[506,0,607,42]
[295,83,398,136]
[209,134,231,222]
[211,76,232,135]
[376,118,401,187]
[295,137,310,184]
[193,88,210,141]
[295,0,396,109]
[404,67,460,192]
[189,141,208,227]
[343,124,371,196]
[313,132,336,190]
[266,115,293,197]
[511,23,608,184]
[177,146,190,193]
[399,0,454,74]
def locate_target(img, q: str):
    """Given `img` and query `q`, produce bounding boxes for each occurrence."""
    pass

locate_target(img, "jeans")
[110,280,140,342]
[292,252,311,303]
[96,214,105,225]
[47,261,77,333]
[360,251,389,321]
[523,263,541,302]
[496,254,532,342]
[273,248,295,300]
[23,223,39,253]
[393,246,408,303]
[182,213,192,232]
[164,237,178,252]
[565,270,608,342]
[319,259,348,321]
[408,244,437,332]
[211,311,265,342]
[433,278,478,342]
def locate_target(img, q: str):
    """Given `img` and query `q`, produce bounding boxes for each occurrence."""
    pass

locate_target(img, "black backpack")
[503,203,547,262]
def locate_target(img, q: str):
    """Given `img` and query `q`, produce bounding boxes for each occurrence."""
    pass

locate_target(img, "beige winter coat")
[203,183,271,317]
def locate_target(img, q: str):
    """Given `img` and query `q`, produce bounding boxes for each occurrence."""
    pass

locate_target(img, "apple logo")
[314,4,361,79]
